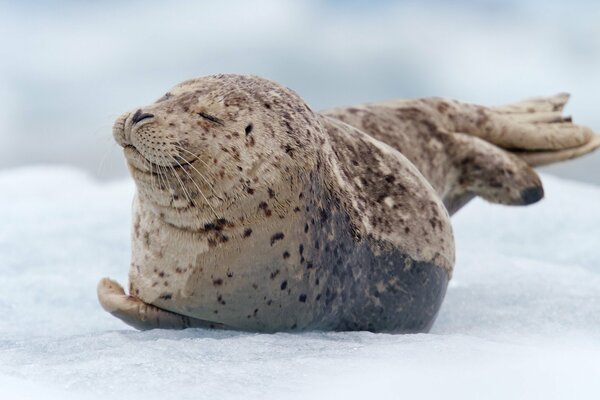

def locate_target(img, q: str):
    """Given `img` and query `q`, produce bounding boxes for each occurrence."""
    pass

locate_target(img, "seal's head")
[113,74,324,228]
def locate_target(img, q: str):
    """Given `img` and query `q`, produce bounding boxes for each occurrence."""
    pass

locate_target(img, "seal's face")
[113,74,322,224]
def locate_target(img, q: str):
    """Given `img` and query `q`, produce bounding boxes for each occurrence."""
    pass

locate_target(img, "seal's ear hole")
[245,123,253,136]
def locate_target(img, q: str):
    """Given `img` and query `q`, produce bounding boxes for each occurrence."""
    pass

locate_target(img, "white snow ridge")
[0,166,599,400]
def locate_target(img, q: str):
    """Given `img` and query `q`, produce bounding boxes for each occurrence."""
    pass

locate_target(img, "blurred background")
[1,0,598,183]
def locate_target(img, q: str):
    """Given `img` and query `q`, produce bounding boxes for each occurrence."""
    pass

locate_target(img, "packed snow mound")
[1,166,599,400]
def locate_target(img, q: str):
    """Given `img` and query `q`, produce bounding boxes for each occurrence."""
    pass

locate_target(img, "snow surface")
[1,166,599,399]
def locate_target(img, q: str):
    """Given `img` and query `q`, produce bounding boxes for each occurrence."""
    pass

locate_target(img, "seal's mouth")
[124,145,194,175]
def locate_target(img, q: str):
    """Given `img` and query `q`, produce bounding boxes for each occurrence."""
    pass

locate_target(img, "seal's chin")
[124,145,153,173]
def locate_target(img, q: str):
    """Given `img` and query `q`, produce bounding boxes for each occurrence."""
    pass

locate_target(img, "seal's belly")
[128,195,449,333]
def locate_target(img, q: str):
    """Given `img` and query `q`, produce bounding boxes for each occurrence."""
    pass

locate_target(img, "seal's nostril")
[131,109,155,125]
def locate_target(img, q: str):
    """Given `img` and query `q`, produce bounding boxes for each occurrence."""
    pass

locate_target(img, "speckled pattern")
[98,74,600,333]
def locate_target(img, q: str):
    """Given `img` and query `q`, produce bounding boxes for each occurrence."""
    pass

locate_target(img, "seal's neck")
[136,164,318,236]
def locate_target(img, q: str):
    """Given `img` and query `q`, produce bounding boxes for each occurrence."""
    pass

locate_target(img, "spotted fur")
[98,75,599,332]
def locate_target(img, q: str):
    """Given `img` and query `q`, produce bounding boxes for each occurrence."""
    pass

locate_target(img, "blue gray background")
[1,0,598,183]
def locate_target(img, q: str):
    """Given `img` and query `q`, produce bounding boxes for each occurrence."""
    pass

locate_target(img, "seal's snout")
[131,109,155,125]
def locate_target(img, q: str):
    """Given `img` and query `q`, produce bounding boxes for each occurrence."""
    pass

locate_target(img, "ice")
[1,166,599,399]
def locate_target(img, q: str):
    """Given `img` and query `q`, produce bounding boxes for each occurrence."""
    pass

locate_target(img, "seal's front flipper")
[445,133,544,213]
[97,277,222,330]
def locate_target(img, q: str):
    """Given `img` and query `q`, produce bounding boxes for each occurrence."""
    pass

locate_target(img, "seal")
[98,74,600,332]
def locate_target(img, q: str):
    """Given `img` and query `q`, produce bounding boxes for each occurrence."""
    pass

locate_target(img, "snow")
[1,166,599,399]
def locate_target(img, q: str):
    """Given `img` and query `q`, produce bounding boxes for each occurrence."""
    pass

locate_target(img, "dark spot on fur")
[159,293,172,300]
[213,278,223,286]
[243,228,253,238]
[270,232,285,246]
[319,209,328,222]
[245,123,253,135]
[267,188,275,198]
[304,223,309,233]
[299,243,304,255]
[270,270,280,280]
[157,92,173,102]
[283,251,290,259]
[280,280,288,290]
[283,144,294,157]
[299,294,307,303]
[436,101,450,113]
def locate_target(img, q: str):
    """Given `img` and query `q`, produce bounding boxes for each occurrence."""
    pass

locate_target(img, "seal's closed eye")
[197,111,224,126]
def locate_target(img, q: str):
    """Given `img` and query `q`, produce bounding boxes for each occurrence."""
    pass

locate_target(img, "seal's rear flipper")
[490,93,600,166]
[97,278,222,330]
[513,135,600,167]
[436,93,597,154]
[446,133,544,211]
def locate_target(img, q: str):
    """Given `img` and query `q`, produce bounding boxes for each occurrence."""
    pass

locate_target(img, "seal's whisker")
[160,154,189,203]
[97,142,118,178]
[180,141,276,195]
[155,161,167,192]
[157,161,176,206]
[170,162,195,207]
[153,160,164,191]
[174,146,218,181]
[173,146,217,185]
[147,159,158,195]
[167,153,219,218]
[159,154,193,206]
[164,154,194,206]
[173,146,222,200]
